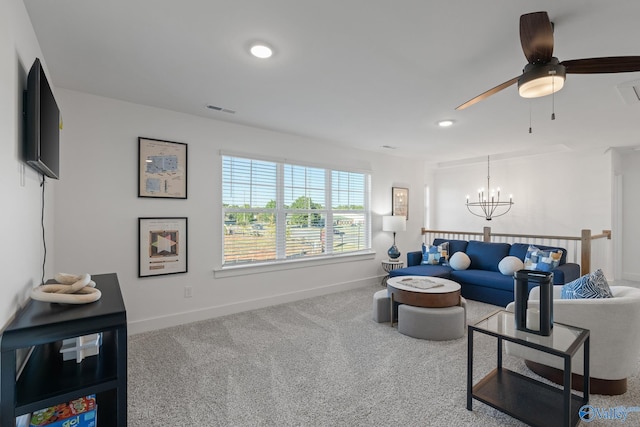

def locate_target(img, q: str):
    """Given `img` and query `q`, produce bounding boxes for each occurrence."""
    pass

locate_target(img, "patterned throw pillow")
[561,275,588,299]
[421,242,449,265]
[561,269,614,299]
[524,245,563,272]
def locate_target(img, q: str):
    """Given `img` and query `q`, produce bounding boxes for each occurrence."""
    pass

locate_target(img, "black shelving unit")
[1,273,127,426]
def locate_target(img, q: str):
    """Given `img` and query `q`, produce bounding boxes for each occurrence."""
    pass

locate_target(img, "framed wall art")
[139,217,188,277]
[138,137,187,199]
[392,187,409,220]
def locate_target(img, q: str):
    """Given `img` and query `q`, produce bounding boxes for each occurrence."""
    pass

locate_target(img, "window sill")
[213,250,376,278]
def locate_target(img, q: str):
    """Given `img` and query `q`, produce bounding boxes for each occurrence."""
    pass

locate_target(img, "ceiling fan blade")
[455,76,520,110]
[561,57,640,74]
[520,11,554,64]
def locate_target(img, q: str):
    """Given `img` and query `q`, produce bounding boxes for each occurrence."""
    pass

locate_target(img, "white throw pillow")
[449,252,471,271]
[498,256,525,276]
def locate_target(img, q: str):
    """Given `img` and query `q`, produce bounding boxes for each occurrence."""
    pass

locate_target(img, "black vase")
[514,269,554,336]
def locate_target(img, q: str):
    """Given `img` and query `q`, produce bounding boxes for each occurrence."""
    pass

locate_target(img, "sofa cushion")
[388,264,452,279]
[498,256,524,276]
[523,245,563,272]
[450,269,514,292]
[421,242,449,265]
[509,243,568,265]
[550,263,579,285]
[433,239,468,256]
[465,241,511,272]
[561,269,614,299]
[449,252,471,271]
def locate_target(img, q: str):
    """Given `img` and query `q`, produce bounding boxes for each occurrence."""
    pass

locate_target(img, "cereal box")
[30,395,97,427]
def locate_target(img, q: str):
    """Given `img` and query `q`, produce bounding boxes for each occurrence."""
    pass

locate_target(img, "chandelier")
[466,156,513,221]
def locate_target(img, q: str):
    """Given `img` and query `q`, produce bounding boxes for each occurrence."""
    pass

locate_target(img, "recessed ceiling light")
[250,44,273,59]
[438,119,455,127]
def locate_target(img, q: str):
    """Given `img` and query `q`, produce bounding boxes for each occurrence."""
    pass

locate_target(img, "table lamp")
[382,215,406,260]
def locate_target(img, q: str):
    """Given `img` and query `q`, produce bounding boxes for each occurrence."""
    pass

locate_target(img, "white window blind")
[222,155,370,267]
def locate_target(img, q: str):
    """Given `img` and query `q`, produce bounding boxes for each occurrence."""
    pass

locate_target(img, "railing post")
[581,229,591,275]
[483,226,491,242]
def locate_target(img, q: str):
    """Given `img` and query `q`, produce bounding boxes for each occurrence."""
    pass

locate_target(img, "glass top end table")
[467,309,590,427]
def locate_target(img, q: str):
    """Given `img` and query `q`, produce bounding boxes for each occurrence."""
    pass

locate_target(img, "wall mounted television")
[24,58,60,180]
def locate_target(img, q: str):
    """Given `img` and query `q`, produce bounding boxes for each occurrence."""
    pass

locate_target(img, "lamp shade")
[382,215,406,232]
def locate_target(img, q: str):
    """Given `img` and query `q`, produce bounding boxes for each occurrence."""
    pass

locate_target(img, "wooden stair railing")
[420,227,611,275]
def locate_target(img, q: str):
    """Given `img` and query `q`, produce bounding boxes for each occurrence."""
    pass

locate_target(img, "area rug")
[128,283,640,426]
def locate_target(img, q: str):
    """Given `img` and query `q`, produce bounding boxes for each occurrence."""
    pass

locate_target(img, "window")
[222,154,371,267]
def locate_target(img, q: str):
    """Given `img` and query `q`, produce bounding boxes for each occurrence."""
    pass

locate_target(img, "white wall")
[0,0,55,329]
[427,149,614,276]
[54,89,425,333]
[619,151,640,281]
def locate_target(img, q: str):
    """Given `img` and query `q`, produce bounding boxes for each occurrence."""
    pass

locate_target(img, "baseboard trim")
[525,360,627,395]
[128,276,379,335]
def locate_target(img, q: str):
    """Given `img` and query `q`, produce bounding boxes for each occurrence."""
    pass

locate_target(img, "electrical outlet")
[184,286,193,298]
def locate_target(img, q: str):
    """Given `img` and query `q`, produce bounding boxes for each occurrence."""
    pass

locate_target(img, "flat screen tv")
[24,58,60,179]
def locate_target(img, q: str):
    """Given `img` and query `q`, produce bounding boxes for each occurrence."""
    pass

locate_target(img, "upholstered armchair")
[505,285,640,395]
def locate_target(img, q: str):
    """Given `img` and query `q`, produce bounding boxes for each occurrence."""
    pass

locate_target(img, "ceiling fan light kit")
[518,59,566,98]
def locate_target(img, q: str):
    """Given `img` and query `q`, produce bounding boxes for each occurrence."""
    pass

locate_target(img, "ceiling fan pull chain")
[551,74,556,120]
[529,101,533,133]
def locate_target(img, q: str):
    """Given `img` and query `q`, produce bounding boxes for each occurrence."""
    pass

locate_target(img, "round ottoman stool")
[372,289,391,323]
[397,297,467,340]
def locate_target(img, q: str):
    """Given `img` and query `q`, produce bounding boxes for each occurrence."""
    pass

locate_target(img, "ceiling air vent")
[616,80,640,105]
[206,104,236,114]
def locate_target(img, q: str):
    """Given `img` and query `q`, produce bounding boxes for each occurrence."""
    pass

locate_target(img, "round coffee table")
[387,276,461,326]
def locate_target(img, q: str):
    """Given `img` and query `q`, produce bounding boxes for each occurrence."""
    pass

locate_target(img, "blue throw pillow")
[421,242,449,265]
[524,245,563,272]
[561,269,614,299]
[561,275,588,299]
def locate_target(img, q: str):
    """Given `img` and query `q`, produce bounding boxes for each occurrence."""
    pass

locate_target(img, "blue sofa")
[388,239,581,307]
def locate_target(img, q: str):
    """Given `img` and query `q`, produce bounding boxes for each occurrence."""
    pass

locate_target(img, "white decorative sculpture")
[60,333,103,363]
[30,273,102,304]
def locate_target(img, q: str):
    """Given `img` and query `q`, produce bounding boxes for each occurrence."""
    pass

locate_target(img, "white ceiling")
[23,0,640,164]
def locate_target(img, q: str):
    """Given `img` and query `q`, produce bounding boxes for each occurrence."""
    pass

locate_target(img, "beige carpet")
[128,283,640,426]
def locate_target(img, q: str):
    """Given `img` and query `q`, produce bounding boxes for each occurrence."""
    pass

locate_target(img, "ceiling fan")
[456,11,640,110]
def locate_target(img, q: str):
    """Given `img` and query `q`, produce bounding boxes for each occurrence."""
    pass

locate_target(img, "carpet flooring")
[128,284,640,426]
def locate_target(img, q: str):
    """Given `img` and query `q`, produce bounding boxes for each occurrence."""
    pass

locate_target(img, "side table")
[381,260,403,286]
[467,309,589,427]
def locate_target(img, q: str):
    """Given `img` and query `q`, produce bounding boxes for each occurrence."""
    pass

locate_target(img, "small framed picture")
[138,137,187,199]
[392,187,409,220]
[139,217,188,277]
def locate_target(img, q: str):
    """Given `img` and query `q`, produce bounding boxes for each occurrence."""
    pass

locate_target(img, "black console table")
[1,273,127,426]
